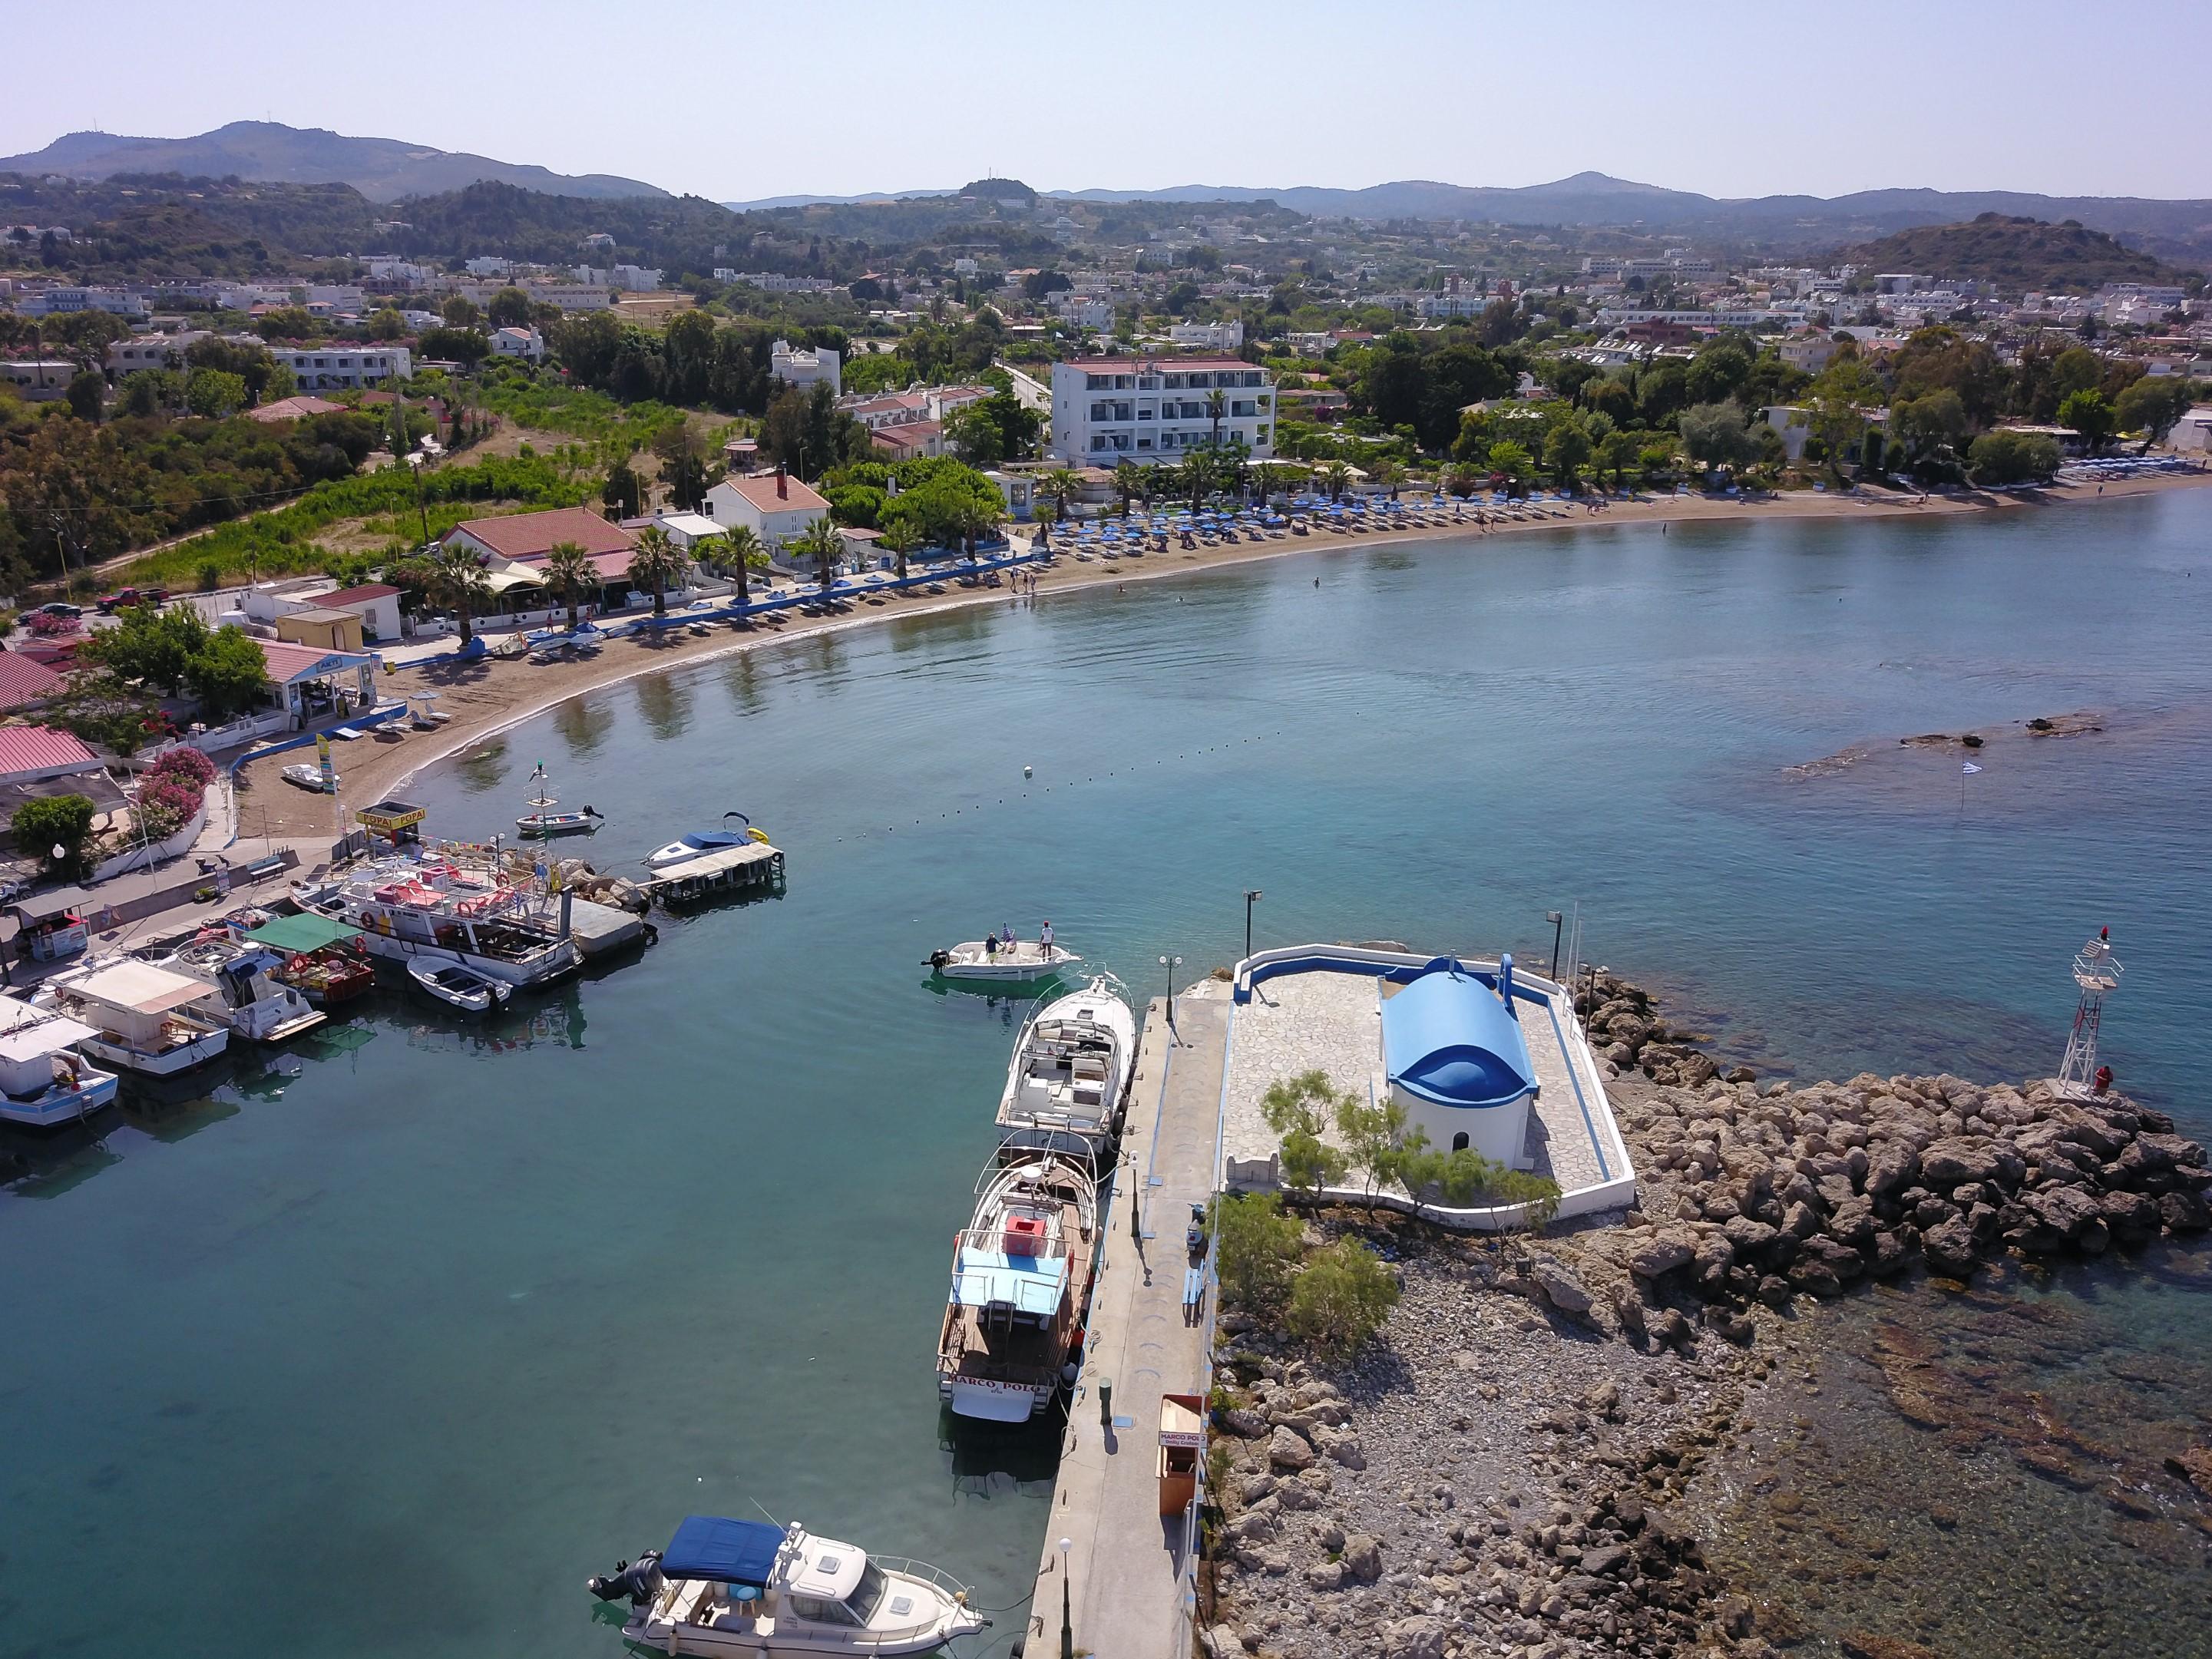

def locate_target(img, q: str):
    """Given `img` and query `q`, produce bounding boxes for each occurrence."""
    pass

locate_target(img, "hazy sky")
[8,0,2207,203]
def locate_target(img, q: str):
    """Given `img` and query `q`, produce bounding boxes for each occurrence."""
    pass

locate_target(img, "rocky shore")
[1198,973,2212,1659]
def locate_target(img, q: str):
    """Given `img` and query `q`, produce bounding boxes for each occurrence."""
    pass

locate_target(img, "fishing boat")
[516,762,603,838]
[0,994,121,1129]
[937,1148,1099,1423]
[407,958,511,1013]
[587,1516,987,1657]
[280,762,335,792]
[924,937,1080,985]
[147,937,326,1043]
[32,958,230,1079]
[293,858,582,988]
[994,977,1136,1158]
[645,812,768,871]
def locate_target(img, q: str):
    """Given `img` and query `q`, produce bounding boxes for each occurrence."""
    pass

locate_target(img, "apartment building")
[770,338,840,395]
[264,344,412,390]
[1046,356,1275,464]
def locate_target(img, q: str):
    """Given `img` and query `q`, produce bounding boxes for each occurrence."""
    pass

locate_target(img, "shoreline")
[234,467,2212,839]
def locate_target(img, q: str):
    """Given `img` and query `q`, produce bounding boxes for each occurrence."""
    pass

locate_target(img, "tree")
[441,296,484,329]
[1805,356,1885,477]
[2058,388,2114,454]
[487,286,534,328]
[1321,461,1351,502]
[1040,468,1083,524]
[1596,428,1641,491]
[184,335,279,404]
[63,370,104,423]
[942,388,1040,467]
[182,624,273,720]
[12,794,97,880]
[1678,402,1760,471]
[2114,375,2192,447]
[1334,1089,1410,1211]
[417,326,490,368]
[1212,1193,1306,1312]
[878,520,918,583]
[1261,1070,1352,1198]
[2049,346,2104,404]
[253,306,319,342]
[1542,420,1592,488]
[543,540,598,630]
[792,517,843,593]
[115,368,182,417]
[627,525,692,616]
[1968,428,2062,485]
[719,522,767,602]
[1683,336,1754,407]
[1889,389,1968,472]
[1113,460,1144,517]
[1284,1238,1399,1357]
[601,462,642,519]
[1205,386,1227,450]
[429,544,492,645]
[187,370,249,419]
[1486,439,1534,493]
[80,602,210,694]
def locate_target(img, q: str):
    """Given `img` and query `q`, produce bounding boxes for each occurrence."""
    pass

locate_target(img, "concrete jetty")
[1030,985,1229,1659]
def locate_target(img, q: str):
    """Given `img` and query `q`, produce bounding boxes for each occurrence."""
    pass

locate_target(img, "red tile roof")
[0,725,99,778]
[447,507,634,562]
[714,473,831,514]
[1067,356,1256,374]
[256,638,377,685]
[870,421,943,454]
[0,652,65,712]
[319,583,402,607]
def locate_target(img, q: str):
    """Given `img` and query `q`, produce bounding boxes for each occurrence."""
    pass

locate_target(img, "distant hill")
[0,121,666,203]
[1832,213,2187,292]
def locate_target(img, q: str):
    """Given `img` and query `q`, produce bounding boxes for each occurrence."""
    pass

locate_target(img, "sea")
[4,491,2209,1658]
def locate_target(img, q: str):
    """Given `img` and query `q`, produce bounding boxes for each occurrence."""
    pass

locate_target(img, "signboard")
[316,732,335,793]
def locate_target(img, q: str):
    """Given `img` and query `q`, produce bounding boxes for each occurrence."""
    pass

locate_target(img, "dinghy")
[407,958,512,1013]
[515,762,603,838]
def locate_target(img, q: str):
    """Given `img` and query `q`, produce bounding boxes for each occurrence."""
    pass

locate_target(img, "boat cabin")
[44,960,225,1058]
[643,1518,947,1647]
[1007,1017,1113,1125]
[0,996,113,1126]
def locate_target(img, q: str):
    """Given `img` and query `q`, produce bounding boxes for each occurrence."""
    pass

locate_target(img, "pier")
[1031,984,1230,1659]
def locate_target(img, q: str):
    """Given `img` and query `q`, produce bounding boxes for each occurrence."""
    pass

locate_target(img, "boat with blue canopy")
[587,1515,986,1655]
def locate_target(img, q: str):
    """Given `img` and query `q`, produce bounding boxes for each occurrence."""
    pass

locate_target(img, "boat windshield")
[846,1558,890,1623]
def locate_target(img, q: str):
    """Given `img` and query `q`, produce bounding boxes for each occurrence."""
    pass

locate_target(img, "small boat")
[280,762,335,792]
[32,959,230,1079]
[937,1148,1099,1423]
[925,937,1080,985]
[0,994,121,1129]
[995,977,1137,1157]
[645,811,765,871]
[589,1515,987,1657]
[272,940,376,1008]
[516,762,603,838]
[408,959,512,1013]
[147,937,326,1043]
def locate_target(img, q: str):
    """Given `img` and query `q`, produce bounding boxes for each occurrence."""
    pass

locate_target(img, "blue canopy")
[661,1516,784,1584]
[1381,965,1537,1110]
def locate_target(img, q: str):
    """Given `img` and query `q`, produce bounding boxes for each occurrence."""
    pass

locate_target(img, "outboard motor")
[927,948,952,970]
[587,1550,664,1607]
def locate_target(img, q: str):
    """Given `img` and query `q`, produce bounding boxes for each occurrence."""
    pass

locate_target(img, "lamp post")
[1546,911,1563,981]
[1058,1536,1073,1659]
[1159,953,1182,1031]
[1243,889,1262,963]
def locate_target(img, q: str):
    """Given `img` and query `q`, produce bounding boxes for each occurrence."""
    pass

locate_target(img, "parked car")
[98,587,167,613]
[31,601,82,619]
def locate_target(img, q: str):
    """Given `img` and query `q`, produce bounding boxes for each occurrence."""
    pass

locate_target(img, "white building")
[1046,356,1275,464]
[18,286,148,318]
[464,256,512,277]
[264,345,412,390]
[0,361,75,401]
[716,271,839,293]
[1051,295,1114,331]
[2170,407,2212,453]
[490,326,546,362]
[1378,960,1539,1172]
[700,469,831,554]
[770,339,841,395]
[1166,319,1245,350]
[611,264,664,292]
[365,257,430,285]
[107,331,208,375]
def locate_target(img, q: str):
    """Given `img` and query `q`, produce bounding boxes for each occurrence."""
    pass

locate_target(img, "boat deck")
[640,841,785,905]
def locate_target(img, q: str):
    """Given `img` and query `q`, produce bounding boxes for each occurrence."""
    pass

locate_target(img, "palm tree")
[429,544,491,646]
[879,520,920,583]
[1041,468,1083,524]
[956,500,1004,562]
[1321,461,1351,504]
[1182,449,1215,513]
[544,540,597,631]
[1112,460,1143,517]
[626,525,691,618]
[1205,386,1227,450]
[793,517,844,593]
[717,523,765,605]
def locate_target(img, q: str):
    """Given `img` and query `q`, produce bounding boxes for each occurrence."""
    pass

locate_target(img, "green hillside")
[1837,213,2191,293]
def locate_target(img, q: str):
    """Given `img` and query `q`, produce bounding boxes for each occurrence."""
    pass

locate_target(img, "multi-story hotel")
[1046,356,1275,464]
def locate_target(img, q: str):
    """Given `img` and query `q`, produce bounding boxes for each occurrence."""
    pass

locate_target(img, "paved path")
[1031,989,1227,1659]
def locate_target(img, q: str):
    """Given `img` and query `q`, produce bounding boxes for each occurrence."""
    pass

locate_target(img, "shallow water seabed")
[1684,1245,2212,1659]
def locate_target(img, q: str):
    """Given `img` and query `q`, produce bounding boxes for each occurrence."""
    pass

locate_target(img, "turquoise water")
[5,493,2210,1657]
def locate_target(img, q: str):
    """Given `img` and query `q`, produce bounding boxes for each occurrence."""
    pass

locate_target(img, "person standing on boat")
[984,932,999,961]
[1040,919,1053,959]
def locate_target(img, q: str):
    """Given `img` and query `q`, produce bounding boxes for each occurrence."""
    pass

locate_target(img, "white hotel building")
[264,344,412,390]
[1047,357,1275,464]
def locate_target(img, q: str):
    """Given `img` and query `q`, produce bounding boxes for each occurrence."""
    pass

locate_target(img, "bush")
[148,745,215,786]
[1213,1192,1306,1312]
[12,794,97,877]
[1285,1238,1400,1357]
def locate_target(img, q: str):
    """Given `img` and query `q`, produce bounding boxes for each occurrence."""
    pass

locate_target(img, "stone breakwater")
[1198,977,2212,1659]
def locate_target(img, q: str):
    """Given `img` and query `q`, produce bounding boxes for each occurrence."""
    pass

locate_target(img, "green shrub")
[1213,1192,1305,1312]
[12,794,98,877]
[1285,1238,1400,1357]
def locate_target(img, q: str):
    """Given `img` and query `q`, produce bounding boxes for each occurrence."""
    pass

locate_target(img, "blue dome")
[1381,966,1537,1110]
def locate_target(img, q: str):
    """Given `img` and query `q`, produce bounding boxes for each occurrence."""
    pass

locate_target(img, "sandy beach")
[231,468,2211,842]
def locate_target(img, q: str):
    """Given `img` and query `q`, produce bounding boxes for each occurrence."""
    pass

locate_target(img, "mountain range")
[0,121,665,202]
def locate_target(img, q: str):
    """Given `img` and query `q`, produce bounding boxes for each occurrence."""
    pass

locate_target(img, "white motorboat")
[407,958,511,1013]
[516,762,602,838]
[293,858,581,988]
[589,1516,987,1657]
[645,811,767,870]
[0,994,121,1128]
[32,958,230,1079]
[148,937,326,1043]
[925,937,1080,984]
[937,1148,1099,1423]
[995,977,1136,1157]
[280,762,334,792]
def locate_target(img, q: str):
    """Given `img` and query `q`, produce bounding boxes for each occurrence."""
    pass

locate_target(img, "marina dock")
[1032,986,1229,1659]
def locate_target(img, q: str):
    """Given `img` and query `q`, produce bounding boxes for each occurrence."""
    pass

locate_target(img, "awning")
[954,1245,1067,1315]
[245,912,363,953]
[660,1517,785,1585]
[58,960,207,1016]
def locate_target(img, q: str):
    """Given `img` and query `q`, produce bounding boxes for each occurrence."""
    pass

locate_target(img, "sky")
[6,0,2209,204]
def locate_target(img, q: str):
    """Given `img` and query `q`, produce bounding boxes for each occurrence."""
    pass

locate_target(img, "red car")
[98,587,168,613]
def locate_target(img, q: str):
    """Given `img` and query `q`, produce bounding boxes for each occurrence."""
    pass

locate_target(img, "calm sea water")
[5,493,2210,1657]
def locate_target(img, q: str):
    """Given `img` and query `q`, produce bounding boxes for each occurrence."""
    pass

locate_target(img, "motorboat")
[243,911,378,1007]
[0,994,121,1129]
[588,1515,987,1656]
[280,762,334,792]
[408,958,511,1013]
[147,937,326,1043]
[937,1148,1099,1423]
[646,811,768,871]
[994,977,1136,1158]
[32,958,230,1079]
[517,762,603,838]
[924,937,1080,985]
[293,857,581,989]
